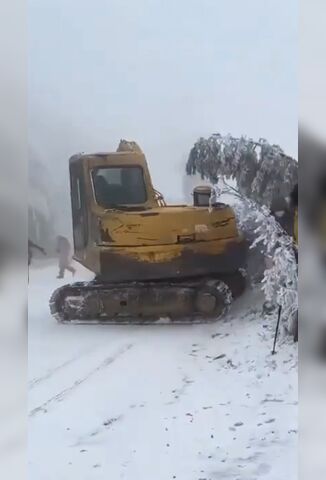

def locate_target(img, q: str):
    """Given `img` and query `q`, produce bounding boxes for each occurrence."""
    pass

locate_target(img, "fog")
[29,0,297,236]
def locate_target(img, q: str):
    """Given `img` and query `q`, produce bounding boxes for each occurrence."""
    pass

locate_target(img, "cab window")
[92,166,147,207]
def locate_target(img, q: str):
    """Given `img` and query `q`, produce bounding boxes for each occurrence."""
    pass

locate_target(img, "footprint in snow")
[264,418,275,424]
[211,354,226,361]
[226,359,237,369]
[103,416,122,427]
[129,403,146,409]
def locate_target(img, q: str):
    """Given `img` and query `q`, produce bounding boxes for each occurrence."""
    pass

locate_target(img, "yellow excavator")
[50,141,247,324]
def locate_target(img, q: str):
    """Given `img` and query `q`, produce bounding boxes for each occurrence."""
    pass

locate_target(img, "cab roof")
[69,151,148,168]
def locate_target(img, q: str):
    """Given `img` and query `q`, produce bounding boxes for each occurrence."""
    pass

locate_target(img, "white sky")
[29,0,297,202]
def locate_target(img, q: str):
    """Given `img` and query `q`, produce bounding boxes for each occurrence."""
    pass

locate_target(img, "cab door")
[69,159,89,255]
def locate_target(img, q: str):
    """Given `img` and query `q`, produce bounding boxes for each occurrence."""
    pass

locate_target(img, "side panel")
[98,237,247,282]
[97,205,239,246]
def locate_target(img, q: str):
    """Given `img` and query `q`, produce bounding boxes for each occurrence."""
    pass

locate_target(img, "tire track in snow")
[28,347,95,390]
[72,415,124,447]
[29,343,133,417]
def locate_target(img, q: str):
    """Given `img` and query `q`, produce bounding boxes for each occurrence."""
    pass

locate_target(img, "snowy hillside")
[28,261,297,480]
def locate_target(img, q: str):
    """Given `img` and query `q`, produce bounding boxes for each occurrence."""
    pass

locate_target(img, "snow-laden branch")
[186,133,298,207]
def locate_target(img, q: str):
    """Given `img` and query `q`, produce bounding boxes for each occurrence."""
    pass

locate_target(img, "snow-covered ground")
[28,261,297,480]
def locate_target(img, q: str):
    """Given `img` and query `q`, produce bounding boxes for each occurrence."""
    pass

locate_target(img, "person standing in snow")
[56,235,76,279]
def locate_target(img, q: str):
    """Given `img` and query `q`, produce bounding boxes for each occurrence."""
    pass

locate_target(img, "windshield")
[92,166,147,207]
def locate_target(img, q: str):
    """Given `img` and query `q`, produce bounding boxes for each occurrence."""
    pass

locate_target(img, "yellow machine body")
[50,141,246,324]
[69,147,246,283]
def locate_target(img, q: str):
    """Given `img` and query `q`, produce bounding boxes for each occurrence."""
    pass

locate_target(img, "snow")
[0,264,26,480]
[28,261,297,480]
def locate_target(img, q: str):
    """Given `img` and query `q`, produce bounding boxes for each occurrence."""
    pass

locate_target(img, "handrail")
[154,189,167,207]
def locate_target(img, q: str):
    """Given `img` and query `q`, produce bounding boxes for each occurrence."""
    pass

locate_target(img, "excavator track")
[49,272,245,325]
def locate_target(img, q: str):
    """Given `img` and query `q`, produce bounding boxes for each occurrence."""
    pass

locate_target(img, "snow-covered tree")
[186,133,298,334]
[234,196,298,327]
[186,133,298,207]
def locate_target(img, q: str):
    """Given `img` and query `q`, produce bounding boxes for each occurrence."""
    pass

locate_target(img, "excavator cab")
[69,148,163,271]
[50,141,247,324]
